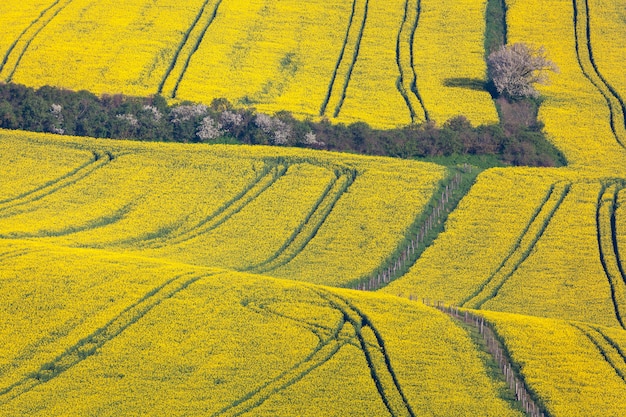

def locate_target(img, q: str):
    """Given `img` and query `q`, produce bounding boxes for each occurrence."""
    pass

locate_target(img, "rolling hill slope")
[1,0,626,415]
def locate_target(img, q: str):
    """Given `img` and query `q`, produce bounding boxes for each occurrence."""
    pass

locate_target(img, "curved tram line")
[158,0,224,98]
[0,0,75,82]
[596,182,626,329]
[319,0,370,119]
[139,161,289,249]
[0,150,114,218]
[0,271,216,407]
[246,167,356,274]
[460,182,571,309]
[215,290,415,417]
[572,0,626,149]
[395,0,428,123]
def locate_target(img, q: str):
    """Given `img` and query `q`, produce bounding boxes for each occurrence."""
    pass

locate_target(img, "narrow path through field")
[461,182,571,309]
[0,0,74,82]
[596,182,626,329]
[158,0,224,98]
[572,0,626,149]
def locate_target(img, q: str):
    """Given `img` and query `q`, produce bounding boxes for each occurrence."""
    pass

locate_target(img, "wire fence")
[419,299,547,417]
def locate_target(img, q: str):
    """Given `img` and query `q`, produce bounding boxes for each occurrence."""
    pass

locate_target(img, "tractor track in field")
[0,271,215,407]
[245,167,357,274]
[395,0,428,123]
[219,289,414,417]
[0,151,114,218]
[319,0,369,118]
[140,161,288,249]
[0,0,75,82]
[0,203,132,240]
[596,182,626,329]
[572,0,626,149]
[571,323,626,384]
[461,182,571,309]
[158,0,224,98]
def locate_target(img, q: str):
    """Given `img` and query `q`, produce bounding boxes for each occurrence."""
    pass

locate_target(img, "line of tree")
[0,82,565,167]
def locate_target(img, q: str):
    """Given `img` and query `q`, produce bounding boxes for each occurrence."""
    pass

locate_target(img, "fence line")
[351,165,470,291]
[415,298,547,417]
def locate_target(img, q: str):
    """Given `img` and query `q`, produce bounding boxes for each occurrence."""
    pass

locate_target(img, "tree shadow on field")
[444,77,498,98]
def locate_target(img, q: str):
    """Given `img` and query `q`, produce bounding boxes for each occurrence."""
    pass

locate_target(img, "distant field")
[0,0,497,128]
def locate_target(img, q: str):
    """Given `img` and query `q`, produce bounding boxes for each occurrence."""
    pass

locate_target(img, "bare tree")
[487,43,559,99]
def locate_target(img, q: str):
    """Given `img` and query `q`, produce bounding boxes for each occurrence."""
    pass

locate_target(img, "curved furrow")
[332,0,370,118]
[572,0,626,149]
[144,163,288,249]
[0,203,132,240]
[0,271,213,406]
[407,0,429,122]
[395,0,428,123]
[316,290,416,417]
[395,0,417,122]
[157,0,215,95]
[246,167,357,274]
[159,0,225,98]
[211,300,348,417]
[1,0,75,82]
[0,151,113,218]
[0,248,33,263]
[571,323,626,383]
[0,0,62,74]
[461,182,571,309]
[0,152,96,206]
[611,187,626,286]
[319,0,358,116]
[596,182,626,329]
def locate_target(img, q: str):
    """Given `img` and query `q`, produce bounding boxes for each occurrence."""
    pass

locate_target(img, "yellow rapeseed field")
[505,0,626,168]
[0,128,446,287]
[0,243,523,416]
[1,0,500,128]
[480,310,626,417]
[411,0,499,125]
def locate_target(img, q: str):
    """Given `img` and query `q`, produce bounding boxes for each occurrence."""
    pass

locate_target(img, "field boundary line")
[461,182,571,309]
[429,302,548,417]
[349,165,476,291]
[0,271,215,406]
